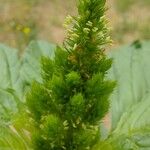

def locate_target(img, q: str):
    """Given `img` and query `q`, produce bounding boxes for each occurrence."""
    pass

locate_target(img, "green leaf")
[0,41,55,149]
[0,44,23,96]
[0,89,19,123]
[0,41,55,120]
[108,94,150,150]
[0,44,22,122]
[0,124,32,150]
[107,41,150,129]
[20,40,55,86]
[99,41,150,150]
[0,40,55,100]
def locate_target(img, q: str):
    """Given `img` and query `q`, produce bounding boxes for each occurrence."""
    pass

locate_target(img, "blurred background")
[0,0,149,51]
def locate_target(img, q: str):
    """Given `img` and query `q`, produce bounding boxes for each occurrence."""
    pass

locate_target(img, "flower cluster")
[26,0,115,150]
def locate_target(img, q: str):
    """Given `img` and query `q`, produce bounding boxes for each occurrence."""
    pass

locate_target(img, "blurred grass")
[111,0,150,45]
[0,0,149,50]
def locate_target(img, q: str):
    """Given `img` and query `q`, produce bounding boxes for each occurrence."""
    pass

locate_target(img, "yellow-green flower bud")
[64,126,69,130]
[63,120,69,126]
[92,27,98,32]
[72,33,79,38]
[86,21,93,27]
[83,28,90,34]
[106,36,111,42]
[73,43,78,50]
[72,123,77,128]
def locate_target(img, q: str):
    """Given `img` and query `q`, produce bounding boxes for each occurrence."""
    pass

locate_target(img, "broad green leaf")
[0,44,22,122]
[20,40,55,86]
[0,41,56,118]
[107,41,150,129]
[97,41,150,150]
[0,44,21,90]
[107,94,150,150]
[0,41,55,149]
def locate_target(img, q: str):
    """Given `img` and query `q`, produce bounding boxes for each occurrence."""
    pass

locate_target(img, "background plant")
[112,0,150,44]
[0,0,149,49]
